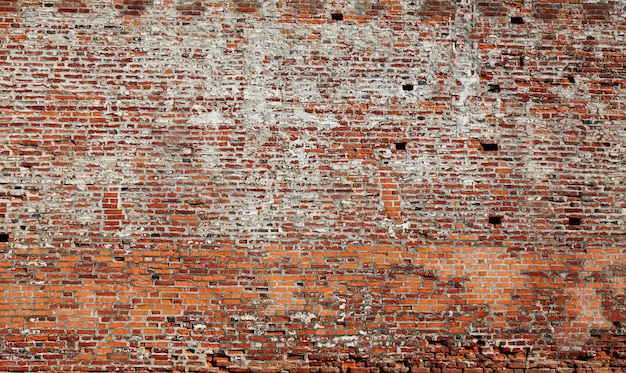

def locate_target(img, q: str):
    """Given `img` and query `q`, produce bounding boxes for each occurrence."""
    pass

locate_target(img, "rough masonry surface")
[0,0,625,372]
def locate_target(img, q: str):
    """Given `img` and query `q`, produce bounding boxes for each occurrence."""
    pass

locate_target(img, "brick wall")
[1,0,625,371]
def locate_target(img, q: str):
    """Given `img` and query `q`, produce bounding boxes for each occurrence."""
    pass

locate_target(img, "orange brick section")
[0,0,625,372]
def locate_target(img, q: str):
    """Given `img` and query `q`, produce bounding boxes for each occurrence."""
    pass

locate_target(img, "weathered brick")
[1,0,625,372]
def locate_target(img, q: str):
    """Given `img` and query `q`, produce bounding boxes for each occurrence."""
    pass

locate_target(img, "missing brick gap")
[331,13,343,20]
[511,16,524,24]
[488,84,500,93]
[395,142,407,151]
[402,84,414,91]
[488,216,502,226]
[481,142,498,151]
[568,217,581,226]
[0,233,8,242]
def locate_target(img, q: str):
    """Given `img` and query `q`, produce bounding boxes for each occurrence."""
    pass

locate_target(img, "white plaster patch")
[333,335,360,347]
[289,312,317,324]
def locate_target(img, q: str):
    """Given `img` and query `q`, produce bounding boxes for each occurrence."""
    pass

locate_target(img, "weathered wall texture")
[1,0,626,371]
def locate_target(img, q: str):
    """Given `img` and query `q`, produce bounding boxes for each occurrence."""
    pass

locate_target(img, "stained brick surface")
[0,0,625,372]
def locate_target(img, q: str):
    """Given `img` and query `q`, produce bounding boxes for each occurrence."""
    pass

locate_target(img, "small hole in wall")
[0,233,8,242]
[488,84,500,93]
[296,282,304,287]
[395,142,407,151]
[568,217,581,226]
[511,16,524,24]
[590,329,601,337]
[488,216,502,226]
[331,13,343,20]
[481,142,498,151]
[567,75,576,83]
[402,84,414,91]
